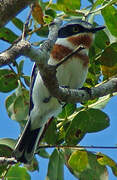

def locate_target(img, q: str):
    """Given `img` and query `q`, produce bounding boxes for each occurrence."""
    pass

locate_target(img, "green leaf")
[85,108,110,133]
[68,150,88,172]
[89,95,111,109]
[58,104,76,118]
[22,75,30,87]
[0,27,18,43]
[0,138,16,177]
[102,6,117,37]
[99,43,117,67]
[94,30,110,49]
[36,25,49,37]
[38,148,50,159]
[65,108,109,144]
[44,119,58,145]
[57,0,81,10]
[78,152,108,180]
[97,152,117,176]
[13,89,29,122]
[6,165,31,180]
[0,138,16,150]
[24,157,39,172]
[0,69,18,92]
[5,87,29,122]
[12,17,24,31]
[46,149,64,180]
[65,112,87,145]
[18,60,24,74]
[5,92,17,120]
[91,0,104,10]
[45,9,57,18]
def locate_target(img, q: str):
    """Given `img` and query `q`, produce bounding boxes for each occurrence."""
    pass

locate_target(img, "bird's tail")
[13,119,43,163]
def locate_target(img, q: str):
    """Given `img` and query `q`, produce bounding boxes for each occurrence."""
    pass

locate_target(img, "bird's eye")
[72,26,79,32]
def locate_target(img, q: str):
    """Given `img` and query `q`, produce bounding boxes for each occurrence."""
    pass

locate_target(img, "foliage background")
[0,0,117,179]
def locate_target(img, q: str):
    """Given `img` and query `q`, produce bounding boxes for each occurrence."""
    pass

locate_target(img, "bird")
[13,19,105,163]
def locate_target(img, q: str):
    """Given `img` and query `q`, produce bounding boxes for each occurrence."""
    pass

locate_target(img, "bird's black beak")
[89,25,106,33]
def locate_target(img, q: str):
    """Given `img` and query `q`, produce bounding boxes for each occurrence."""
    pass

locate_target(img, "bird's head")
[58,19,105,49]
[50,20,105,64]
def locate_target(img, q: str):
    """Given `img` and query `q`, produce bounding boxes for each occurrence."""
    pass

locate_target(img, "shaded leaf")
[65,112,87,145]
[0,27,18,43]
[85,108,110,133]
[99,43,117,67]
[94,30,110,49]
[18,60,24,74]
[101,64,117,78]
[24,157,39,172]
[12,17,24,31]
[44,119,58,145]
[36,25,49,37]
[46,149,64,180]
[0,69,18,92]
[0,138,16,177]
[58,104,76,118]
[65,108,109,144]
[38,148,50,159]
[22,75,30,87]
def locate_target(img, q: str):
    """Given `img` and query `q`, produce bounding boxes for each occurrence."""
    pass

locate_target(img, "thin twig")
[0,157,17,166]
[55,45,85,68]
[22,5,33,40]
[38,145,117,150]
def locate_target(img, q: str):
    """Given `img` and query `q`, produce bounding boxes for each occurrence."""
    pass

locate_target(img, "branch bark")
[0,0,36,27]
[0,18,117,105]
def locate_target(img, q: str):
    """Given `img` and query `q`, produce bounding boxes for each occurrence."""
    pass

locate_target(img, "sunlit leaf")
[97,152,117,176]
[68,150,88,172]
[6,165,31,180]
[13,89,29,122]
[89,94,111,109]
[0,138,16,150]
[102,6,117,37]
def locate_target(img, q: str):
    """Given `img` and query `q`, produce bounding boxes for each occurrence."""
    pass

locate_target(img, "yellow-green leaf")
[68,150,88,172]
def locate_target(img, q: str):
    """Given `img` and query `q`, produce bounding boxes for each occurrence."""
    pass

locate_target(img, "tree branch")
[0,157,17,166]
[0,18,117,105]
[0,0,36,28]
